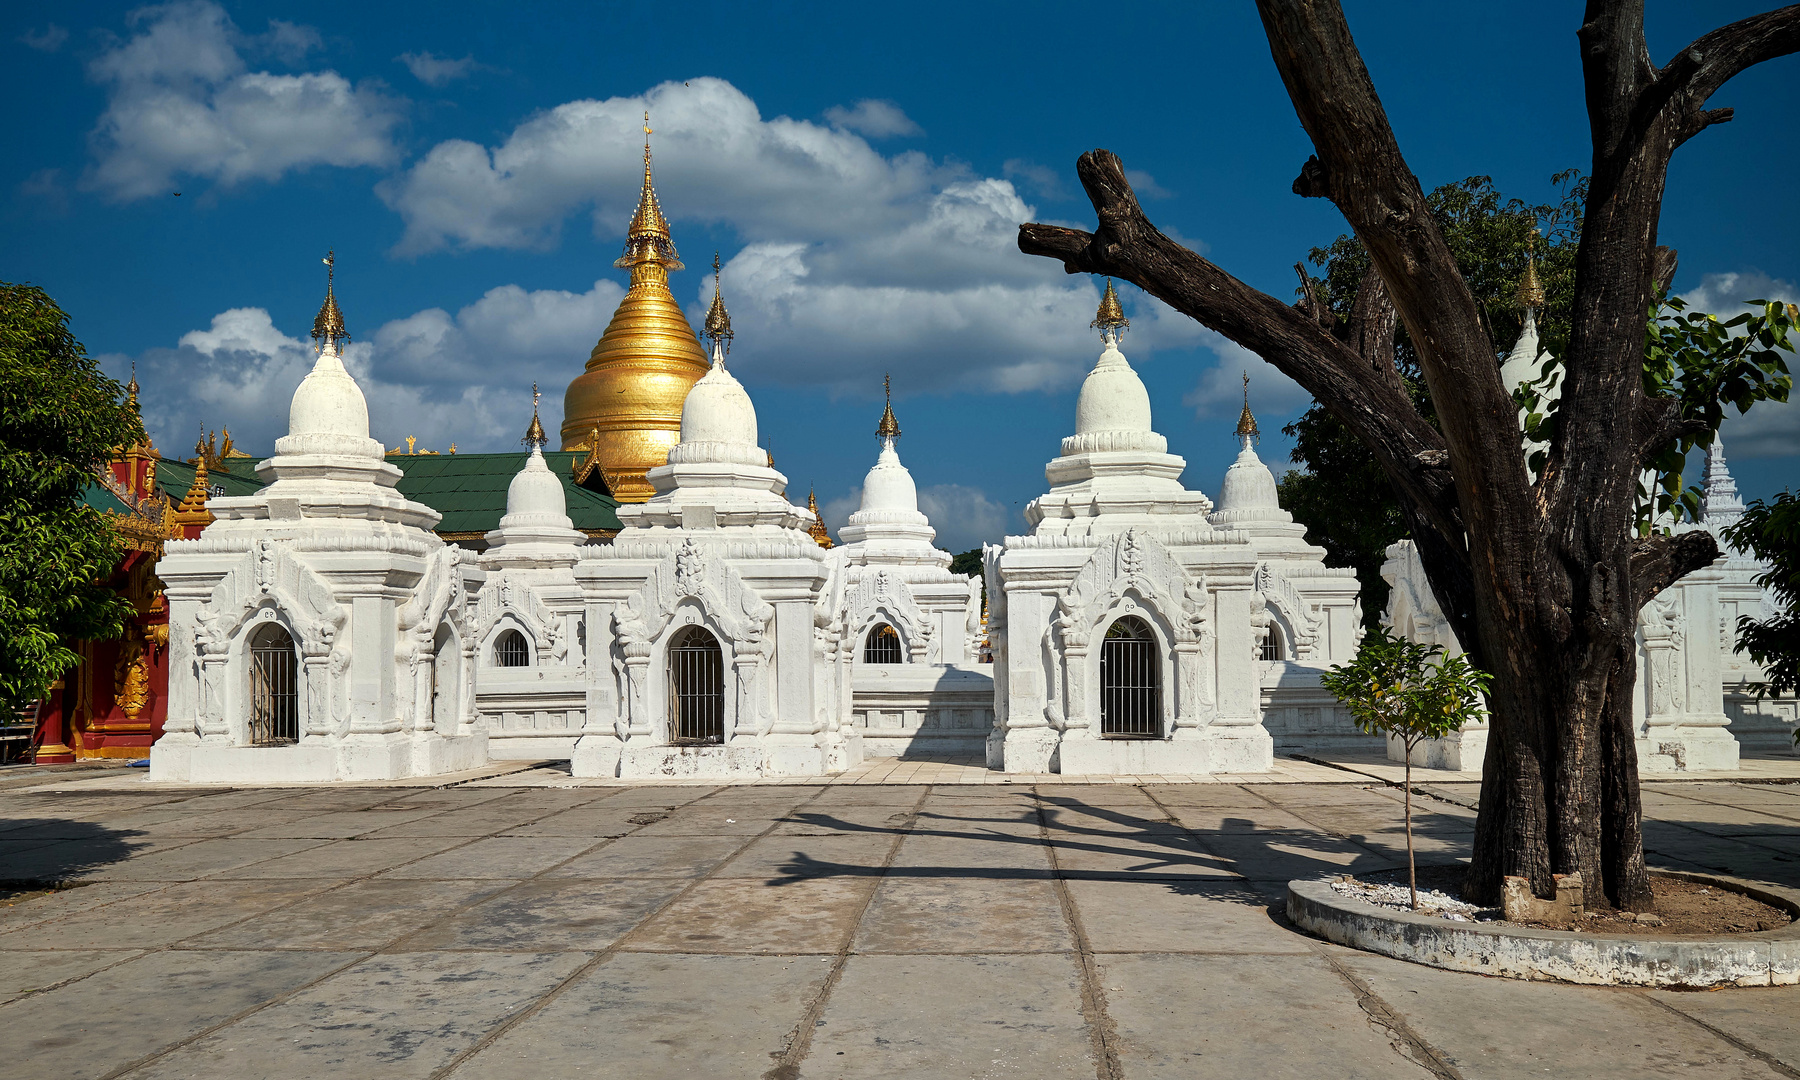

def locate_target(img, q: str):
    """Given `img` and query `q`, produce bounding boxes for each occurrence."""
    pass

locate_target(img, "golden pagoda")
[560,114,711,501]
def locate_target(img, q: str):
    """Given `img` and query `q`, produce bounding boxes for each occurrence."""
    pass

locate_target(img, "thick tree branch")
[1633,395,1710,468]
[1645,6,1800,146]
[1630,531,1721,612]
[1017,152,1465,555]
[1254,0,1535,582]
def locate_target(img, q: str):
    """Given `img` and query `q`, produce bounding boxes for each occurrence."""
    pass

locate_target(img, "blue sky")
[5,0,1796,552]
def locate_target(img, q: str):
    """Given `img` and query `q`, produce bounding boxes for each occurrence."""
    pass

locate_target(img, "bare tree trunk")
[1017,0,1799,909]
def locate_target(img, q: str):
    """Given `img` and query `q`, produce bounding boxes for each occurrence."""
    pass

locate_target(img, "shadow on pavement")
[0,820,147,886]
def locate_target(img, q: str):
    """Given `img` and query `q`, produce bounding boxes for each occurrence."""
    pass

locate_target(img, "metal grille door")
[249,625,298,745]
[864,624,903,664]
[1260,625,1285,662]
[494,630,529,667]
[669,626,725,744]
[1100,616,1160,738]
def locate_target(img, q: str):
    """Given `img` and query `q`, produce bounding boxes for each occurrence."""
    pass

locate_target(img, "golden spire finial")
[171,449,214,530]
[523,382,548,447]
[806,487,834,549]
[1091,278,1129,337]
[1236,370,1259,440]
[704,251,733,357]
[311,250,349,350]
[876,373,901,439]
[1516,227,1547,310]
[616,112,682,271]
[125,361,139,405]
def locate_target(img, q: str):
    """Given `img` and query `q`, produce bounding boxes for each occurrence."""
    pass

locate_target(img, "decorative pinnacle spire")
[1236,371,1259,442]
[1091,278,1129,338]
[616,112,683,271]
[125,362,139,406]
[1516,228,1547,310]
[523,382,547,448]
[704,251,733,358]
[876,373,901,439]
[311,250,349,350]
[806,488,833,549]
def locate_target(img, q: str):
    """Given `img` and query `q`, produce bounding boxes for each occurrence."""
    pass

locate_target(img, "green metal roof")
[392,451,621,536]
[155,457,268,501]
[143,451,619,540]
[81,480,131,513]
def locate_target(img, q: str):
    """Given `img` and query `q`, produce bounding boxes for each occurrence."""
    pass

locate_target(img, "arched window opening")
[248,623,298,746]
[494,628,530,668]
[668,625,725,744]
[1260,624,1285,662]
[1100,615,1160,738]
[863,623,903,664]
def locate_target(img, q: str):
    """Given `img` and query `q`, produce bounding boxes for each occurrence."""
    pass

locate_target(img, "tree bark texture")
[1018,0,1800,908]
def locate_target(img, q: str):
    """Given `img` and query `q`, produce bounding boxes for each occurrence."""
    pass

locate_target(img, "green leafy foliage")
[1283,174,1583,611]
[1320,626,1491,749]
[0,283,142,713]
[949,548,983,577]
[1321,626,1491,907]
[1722,491,1800,712]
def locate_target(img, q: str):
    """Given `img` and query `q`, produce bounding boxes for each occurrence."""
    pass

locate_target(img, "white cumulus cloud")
[397,51,479,87]
[106,278,630,458]
[84,1,403,201]
[823,99,922,138]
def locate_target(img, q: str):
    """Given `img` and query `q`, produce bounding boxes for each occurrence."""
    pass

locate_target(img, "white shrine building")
[983,283,1272,775]
[150,269,488,782]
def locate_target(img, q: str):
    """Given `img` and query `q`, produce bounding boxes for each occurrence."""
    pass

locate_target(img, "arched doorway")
[863,623,903,664]
[668,625,725,744]
[1099,615,1160,738]
[494,628,529,667]
[248,623,298,745]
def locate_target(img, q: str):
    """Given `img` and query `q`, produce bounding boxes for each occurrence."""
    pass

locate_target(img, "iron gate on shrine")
[668,625,725,744]
[1099,615,1160,738]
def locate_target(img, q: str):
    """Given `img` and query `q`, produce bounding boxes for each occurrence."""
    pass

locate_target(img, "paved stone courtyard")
[3,765,1799,1079]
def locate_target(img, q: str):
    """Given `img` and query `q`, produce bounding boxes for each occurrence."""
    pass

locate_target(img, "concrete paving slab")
[75,837,331,881]
[626,877,876,954]
[125,951,588,1080]
[631,807,794,836]
[887,833,1056,877]
[1097,952,1432,1079]
[0,833,179,880]
[103,809,324,839]
[580,787,716,808]
[230,808,448,838]
[0,881,166,933]
[185,878,515,950]
[1164,805,1318,831]
[1337,949,1794,1079]
[545,835,750,879]
[210,836,466,879]
[1069,878,1309,954]
[378,836,601,879]
[357,806,564,838]
[714,833,897,881]
[0,948,361,1080]
[806,786,928,806]
[772,804,921,835]
[0,948,142,1005]
[808,953,1096,1079]
[1047,831,1233,880]
[1650,987,1800,1072]
[0,878,341,950]
[496,808,653,838]
[1195,830,1383,880]
[453,952,831,1079]
[395,877,683,951]
[854,876,1070,953]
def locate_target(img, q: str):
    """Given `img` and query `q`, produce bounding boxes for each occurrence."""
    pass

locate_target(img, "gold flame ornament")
[876,373,901,439]
[1236,371,1259,440]
[312,250,349,350]
[1091,278,1129,337]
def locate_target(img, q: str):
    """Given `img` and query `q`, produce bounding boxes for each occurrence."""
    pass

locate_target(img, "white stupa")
[822,379,987,757]
[986,280,1269,775]
[571,258,847,778]
[152,255,485,782]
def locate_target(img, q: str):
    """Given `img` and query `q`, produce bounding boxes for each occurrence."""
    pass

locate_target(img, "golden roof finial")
[1091,278,1129,337]
[171,451,214,531]
[807,487,833,549]
[125,362,139,406]
[523,382,548,447]
[1236,371,1259,439]
[1516,227,1547,310]
[876,373,901,439]
[616,112,682,271]
[704,251,733,357]
[311,250,349,350]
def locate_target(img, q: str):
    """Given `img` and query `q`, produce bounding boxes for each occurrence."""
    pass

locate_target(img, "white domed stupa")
[837,375,944,561]
[485,386,587,562]
[1206,374,1311,559]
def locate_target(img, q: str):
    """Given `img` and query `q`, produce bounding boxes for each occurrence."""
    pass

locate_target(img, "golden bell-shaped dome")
[560,117,710,501]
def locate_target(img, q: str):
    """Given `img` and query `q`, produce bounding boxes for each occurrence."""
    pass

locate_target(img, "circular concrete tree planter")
[1287,869,1800,987]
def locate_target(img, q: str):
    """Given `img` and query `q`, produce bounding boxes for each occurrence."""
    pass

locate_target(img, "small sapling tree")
[1723,491,1800,732]
[1322,627,1491,908]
